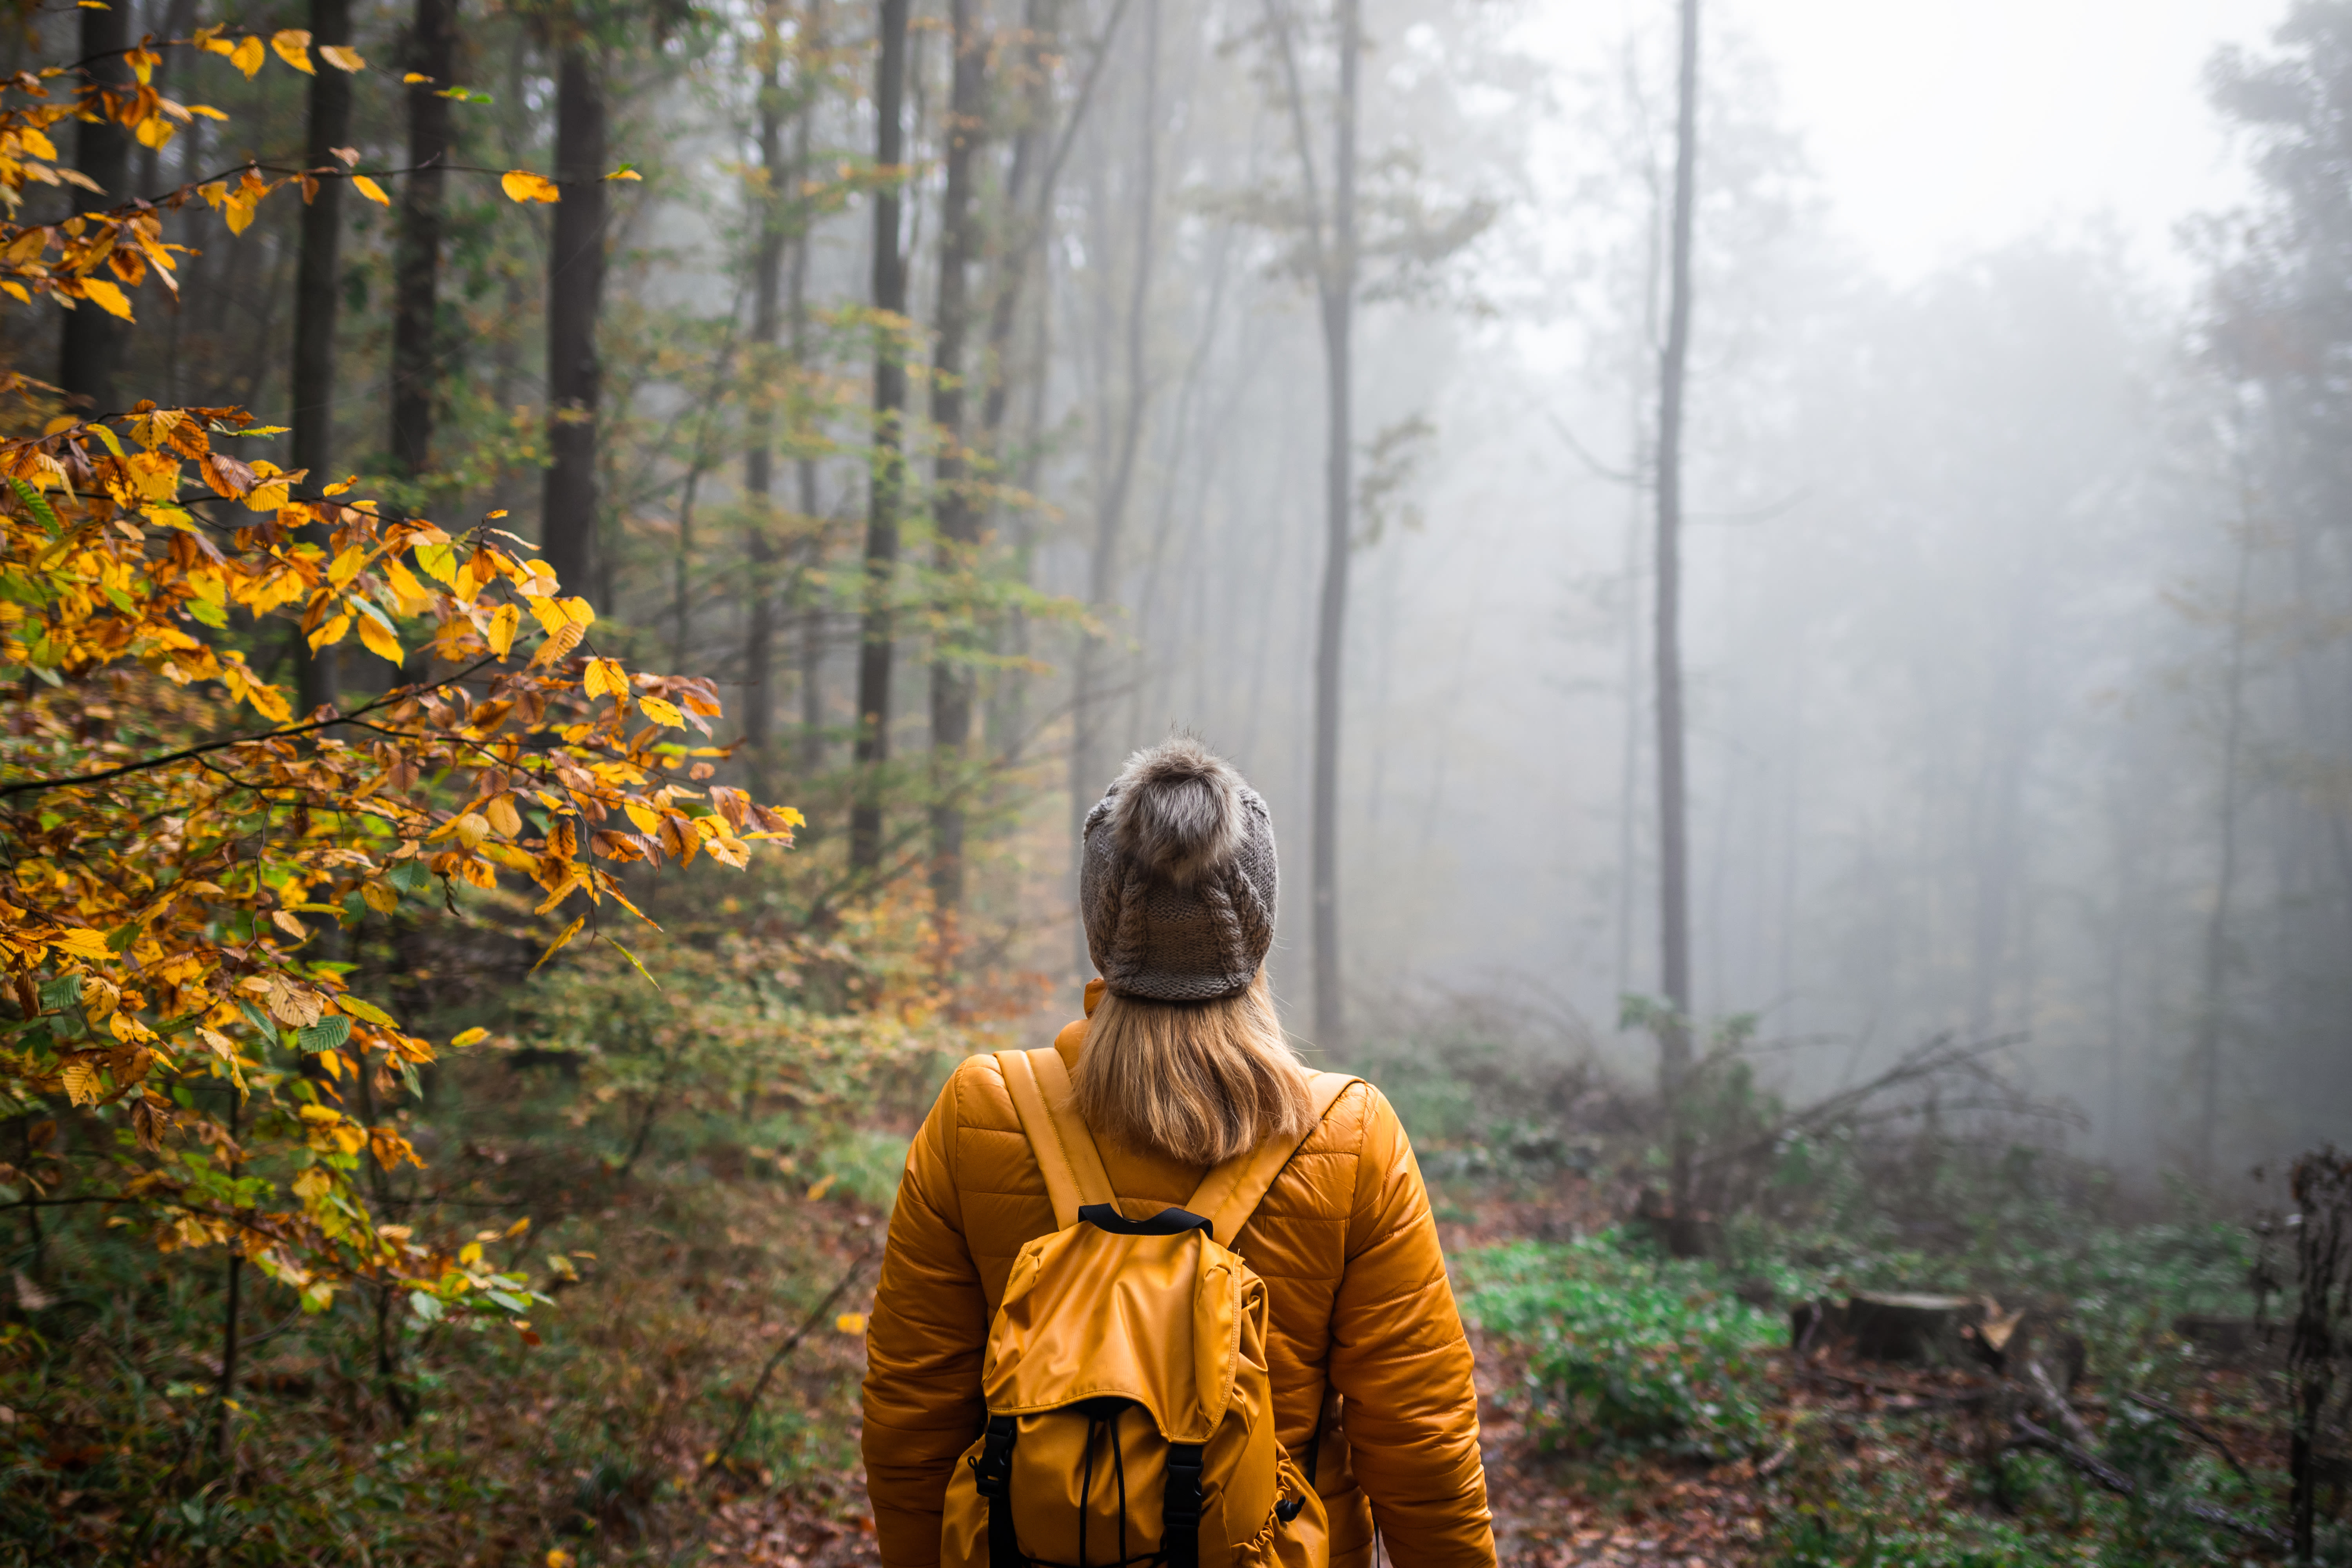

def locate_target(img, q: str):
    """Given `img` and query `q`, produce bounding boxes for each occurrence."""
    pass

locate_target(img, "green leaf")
[37,976,82,1013]
[387,861,431,895]
[8,476,60,536]
[339,996,396,1027]
[296,1016,351,1054]
[407,1290,444,1322]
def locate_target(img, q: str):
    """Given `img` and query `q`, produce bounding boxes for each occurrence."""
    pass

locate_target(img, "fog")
[34,0,2343,1181]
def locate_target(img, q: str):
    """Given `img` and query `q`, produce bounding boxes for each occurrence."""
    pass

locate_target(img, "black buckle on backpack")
[1161,1441,1205,1568]
[973,1413,1017,1501]
[973,1414,1024,1563]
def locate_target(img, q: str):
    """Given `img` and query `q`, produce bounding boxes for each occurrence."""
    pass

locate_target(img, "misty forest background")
[34,0,2346,1168]
[6,0,2352,1561]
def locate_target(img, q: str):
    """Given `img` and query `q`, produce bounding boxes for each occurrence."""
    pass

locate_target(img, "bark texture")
[390,0,458,478]
[851,0,911,872]
[543,45,608,599]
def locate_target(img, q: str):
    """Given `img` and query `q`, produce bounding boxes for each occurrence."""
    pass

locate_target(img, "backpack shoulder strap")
[996,1045,1116,1231]
[1187,1071,1362,1246]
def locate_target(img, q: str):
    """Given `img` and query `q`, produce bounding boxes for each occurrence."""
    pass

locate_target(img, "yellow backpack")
[938,1046,1359,1568]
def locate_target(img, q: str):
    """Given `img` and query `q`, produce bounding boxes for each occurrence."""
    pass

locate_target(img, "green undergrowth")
[1460,1230,1786,1460]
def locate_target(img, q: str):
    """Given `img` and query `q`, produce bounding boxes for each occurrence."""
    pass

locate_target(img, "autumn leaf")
[80,278,133,320]
[485,793,524,838]
[485,603,521,657]
[501,170,561,204]
[637,695,686,728]
[835,1312,868,1335]
[356,612,403,666]
[318,44,365,72]
[271,29,315,74]
[583,657,629,699]
[351,174,390,205]
[229,35,265,77]
[59,1057,102,1107]
[451,1027,490,1049]
[530,915,586,975]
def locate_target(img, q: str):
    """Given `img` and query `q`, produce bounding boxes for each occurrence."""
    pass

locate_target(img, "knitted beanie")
[1079,736,1278,1002]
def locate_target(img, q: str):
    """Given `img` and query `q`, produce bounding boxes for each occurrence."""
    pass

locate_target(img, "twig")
[0,656,497,799]
[2121,1390,2256,1490]
[2007,1412,2286,1548]
[2025,1357,2099,1453]
[704,1244,875,1474]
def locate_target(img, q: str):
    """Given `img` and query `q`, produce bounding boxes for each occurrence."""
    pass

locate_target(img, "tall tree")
[1266,0,1359,1047]
[1070,0,1159,958]
[391,0,459,479]
[1654,0,1701,1205]
[543,41,609,599]
[292,0,358,716]
[927,0,989,919]
[59,2,129,414]
[742,13,794,794]
[850,0,911,873]
[791,5,829,779]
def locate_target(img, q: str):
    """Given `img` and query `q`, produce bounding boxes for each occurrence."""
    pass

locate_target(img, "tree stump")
[1844,1292,1985,1365]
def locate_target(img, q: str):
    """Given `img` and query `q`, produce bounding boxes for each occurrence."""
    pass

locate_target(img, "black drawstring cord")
[1111,1410,1130,1568]
[1077,1411,1103,1568]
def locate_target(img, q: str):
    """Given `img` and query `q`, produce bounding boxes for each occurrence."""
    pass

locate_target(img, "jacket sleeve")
[1325,1085,1497,1566]
[861,1065,991,1568]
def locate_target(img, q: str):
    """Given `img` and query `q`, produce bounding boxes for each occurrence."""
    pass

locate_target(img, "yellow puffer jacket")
[861,984,1496,1568]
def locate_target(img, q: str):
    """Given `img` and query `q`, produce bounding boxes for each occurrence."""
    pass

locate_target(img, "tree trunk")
[1654,0,1700,1203]
[2198,505,2256,1176]
[292,0,356,717]
[927,0,988,922]
[742,28,790,795]
[542,45,608,600]
[59,2,129,415]
[391,0,457,479]
[850,0,911,873]
[791,9,828,780]
[1070,0,1159,967]
[1307,0,1359,1049]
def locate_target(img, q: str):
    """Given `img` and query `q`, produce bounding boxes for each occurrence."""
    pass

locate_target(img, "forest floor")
[675,1169,2294,1568]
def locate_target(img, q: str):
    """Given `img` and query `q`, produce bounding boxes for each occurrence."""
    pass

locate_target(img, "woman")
[862,737,1495,1568]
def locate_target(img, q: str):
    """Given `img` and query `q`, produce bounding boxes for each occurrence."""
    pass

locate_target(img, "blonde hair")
[1071,970,1315,1166]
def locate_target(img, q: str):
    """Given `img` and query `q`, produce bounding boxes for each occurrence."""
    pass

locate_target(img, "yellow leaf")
[272,29,316,73]
[583,657,629,699]
[524,594,572,638]
[561,595,595,628]
[806,1173,838,1201]
[319,44,365,71]
[230,35,265,77]
[450,1026,489,1049]
[224,197,257,236]
[501,170,561,204]
[135,114,177,150]
[187,103,230,121]
[624,801,661,835]
[452,812,491,850]
[485,603,521,658]
[403,72,432,85]
[80,278,133,321]
[351,174,390,205]
[356,613,402,666]
[637,696,686,729]
[384,557,435,613]
[485,794,523,838]
[530,915,585,975]
[50,928,113,962]
[60,1058,102,1107]
[548,1552,577,1568]
[604,167,643,181]
[307,612,351,652]
[835,1312,868,1335]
